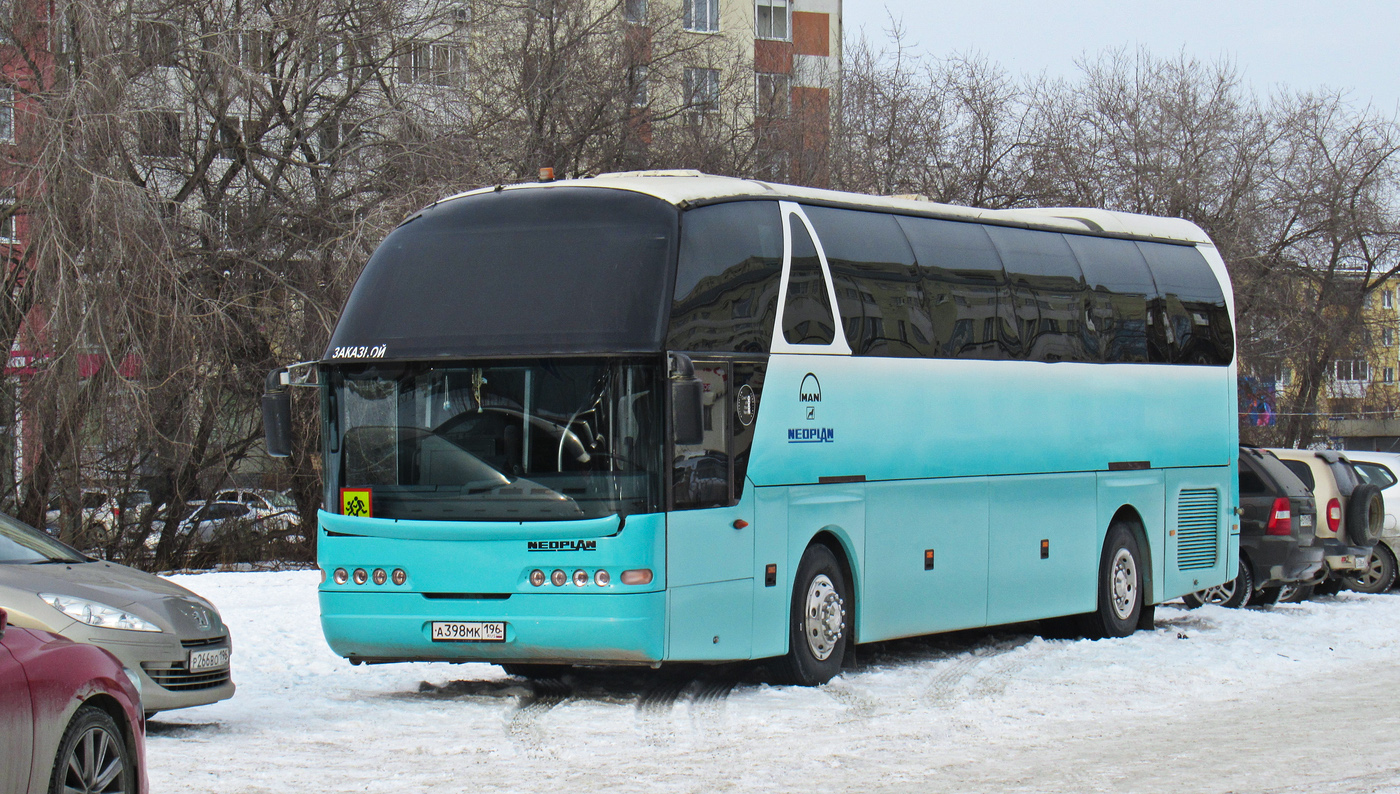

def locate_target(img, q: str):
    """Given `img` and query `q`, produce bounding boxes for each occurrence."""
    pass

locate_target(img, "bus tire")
[1084,522,1143,638]
[775,543,849,686]
[500,663,572,679]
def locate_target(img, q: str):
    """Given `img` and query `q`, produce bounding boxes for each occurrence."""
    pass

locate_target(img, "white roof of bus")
[439,170,1214,246]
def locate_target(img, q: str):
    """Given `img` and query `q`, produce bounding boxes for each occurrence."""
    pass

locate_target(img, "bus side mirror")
[0,607,8,639]
[669,354,704,446]
[263,368,293,458]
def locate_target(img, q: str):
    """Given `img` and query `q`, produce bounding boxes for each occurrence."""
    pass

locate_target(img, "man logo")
[799,373,821,403]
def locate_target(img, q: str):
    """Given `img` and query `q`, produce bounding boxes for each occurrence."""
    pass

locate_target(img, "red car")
[0,607,147,794]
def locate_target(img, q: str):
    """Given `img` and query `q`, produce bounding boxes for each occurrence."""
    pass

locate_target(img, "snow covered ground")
[148,570,1400,793]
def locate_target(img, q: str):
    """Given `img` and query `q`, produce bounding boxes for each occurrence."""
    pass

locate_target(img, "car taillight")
[1266,497,1292,535]
[1327,498,1342,532]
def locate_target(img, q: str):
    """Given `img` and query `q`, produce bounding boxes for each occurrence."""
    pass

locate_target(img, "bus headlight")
[594,570,610,587]
[573,569,589,587]
[392,568,407,586]
[353,568,368,585]
[333,568,349,584]
[551,569,567,587]
[372,568,387,585]
[529,570,546,587]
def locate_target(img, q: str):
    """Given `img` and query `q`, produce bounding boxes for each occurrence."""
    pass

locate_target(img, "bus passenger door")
[667,362,754,661]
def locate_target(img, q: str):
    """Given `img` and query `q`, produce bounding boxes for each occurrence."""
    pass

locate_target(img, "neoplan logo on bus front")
[341,488,372,518]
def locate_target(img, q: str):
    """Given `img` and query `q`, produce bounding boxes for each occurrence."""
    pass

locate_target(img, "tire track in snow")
[921,636,1031,707]
[507,677,573,757]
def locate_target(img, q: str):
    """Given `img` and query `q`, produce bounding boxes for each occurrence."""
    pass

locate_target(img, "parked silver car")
[0,510,235,715]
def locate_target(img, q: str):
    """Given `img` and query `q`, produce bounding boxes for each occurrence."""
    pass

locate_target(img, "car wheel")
[1183,559,1252,608]
[1342,544,1398,593]
[774,543,849,686]
[1082,522,1144,638]
[49,704,132,794]
[1277,583,1314,603]
[1346,484,1385,545]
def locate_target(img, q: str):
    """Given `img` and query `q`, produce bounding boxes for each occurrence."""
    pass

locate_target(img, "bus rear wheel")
[775,543,849,686]
[1082,522,1144,638]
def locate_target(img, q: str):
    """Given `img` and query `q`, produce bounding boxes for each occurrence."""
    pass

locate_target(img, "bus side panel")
[860,477,990,643]
[746,357,1234,487]
[667,580,753,660]
[985,473,1099,625]
[787,483,865,640]
[1095,470,1167,604]
[1162,467,1233,600]
[751,484,791,660]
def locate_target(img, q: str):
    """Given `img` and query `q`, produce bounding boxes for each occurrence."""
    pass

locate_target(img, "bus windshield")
[327,359,664,522]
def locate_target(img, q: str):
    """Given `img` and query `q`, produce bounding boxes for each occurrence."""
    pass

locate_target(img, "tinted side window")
[1136,241,1233,366]
[782,215,837,345]
[1354,462,1398,489]
[985,227,1092,362]
[1064,235,1157,363]
[896,215,1006,360]
[669,201,784,353]
[804,206,925,357]
[1281,459,1316,491]
[1238,460,1269,496]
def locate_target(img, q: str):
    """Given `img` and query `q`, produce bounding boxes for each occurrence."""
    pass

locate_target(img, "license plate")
[188,647,230,671]
[431,621,506,642]
[1299,514,1313,528]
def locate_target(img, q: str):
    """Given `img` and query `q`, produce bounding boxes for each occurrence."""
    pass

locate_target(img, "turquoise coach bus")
[264,171,1238,685]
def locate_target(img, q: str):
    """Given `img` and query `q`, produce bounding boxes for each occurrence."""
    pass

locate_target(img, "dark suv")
[1185,447,1324,607]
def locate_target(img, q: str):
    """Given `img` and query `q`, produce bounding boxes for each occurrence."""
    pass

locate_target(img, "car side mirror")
[669,354,704,447]
[0,607,8,639]
[263,368,293,458]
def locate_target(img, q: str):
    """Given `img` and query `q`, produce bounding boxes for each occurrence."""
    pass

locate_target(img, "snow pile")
[147,571,1400,793]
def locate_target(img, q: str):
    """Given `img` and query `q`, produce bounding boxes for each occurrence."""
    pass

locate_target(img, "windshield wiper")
[29,556,81,564]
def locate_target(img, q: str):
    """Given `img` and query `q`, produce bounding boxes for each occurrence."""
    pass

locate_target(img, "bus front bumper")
[320,590,666,665]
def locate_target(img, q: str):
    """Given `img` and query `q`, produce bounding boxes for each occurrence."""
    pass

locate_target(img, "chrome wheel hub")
[1196,579,1235,605]
[63,725,125,794]
[804,573,845,661]
[1110,548,1138,620]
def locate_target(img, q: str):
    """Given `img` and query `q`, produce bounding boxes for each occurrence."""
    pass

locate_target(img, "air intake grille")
[141,661,231,692]
[1177,488,1220,570]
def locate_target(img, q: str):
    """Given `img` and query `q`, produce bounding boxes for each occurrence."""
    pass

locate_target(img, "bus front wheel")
[775,543,849,686]
[1083,522,1144,638]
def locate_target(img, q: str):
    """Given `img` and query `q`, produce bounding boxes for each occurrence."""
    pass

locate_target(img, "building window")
[214,117,240,159]
[1386,327,1395,347]
[1386,367,1396,384]
[755,72,790,116]
[1386,289,1395,309]
[630,65,649,107]
[683,0,719,32]
[684,67,720,112]
[1335,359,1369,382]
[138,111,181,157]
[137,20,178,67]
[0,88,12,144]
[399,42,464,86]
[755,0,789,40]
[240,30,273,72]
[625,0,646,24]
[0,189,15,241]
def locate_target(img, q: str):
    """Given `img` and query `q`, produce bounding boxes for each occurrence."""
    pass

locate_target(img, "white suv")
[1335,450,1400,592]
[1269,449,1384,595]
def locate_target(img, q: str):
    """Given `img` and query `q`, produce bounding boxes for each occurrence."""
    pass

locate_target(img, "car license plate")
[1299,514,1313,528]
[188,647,230,671]
[431,621,506,642]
